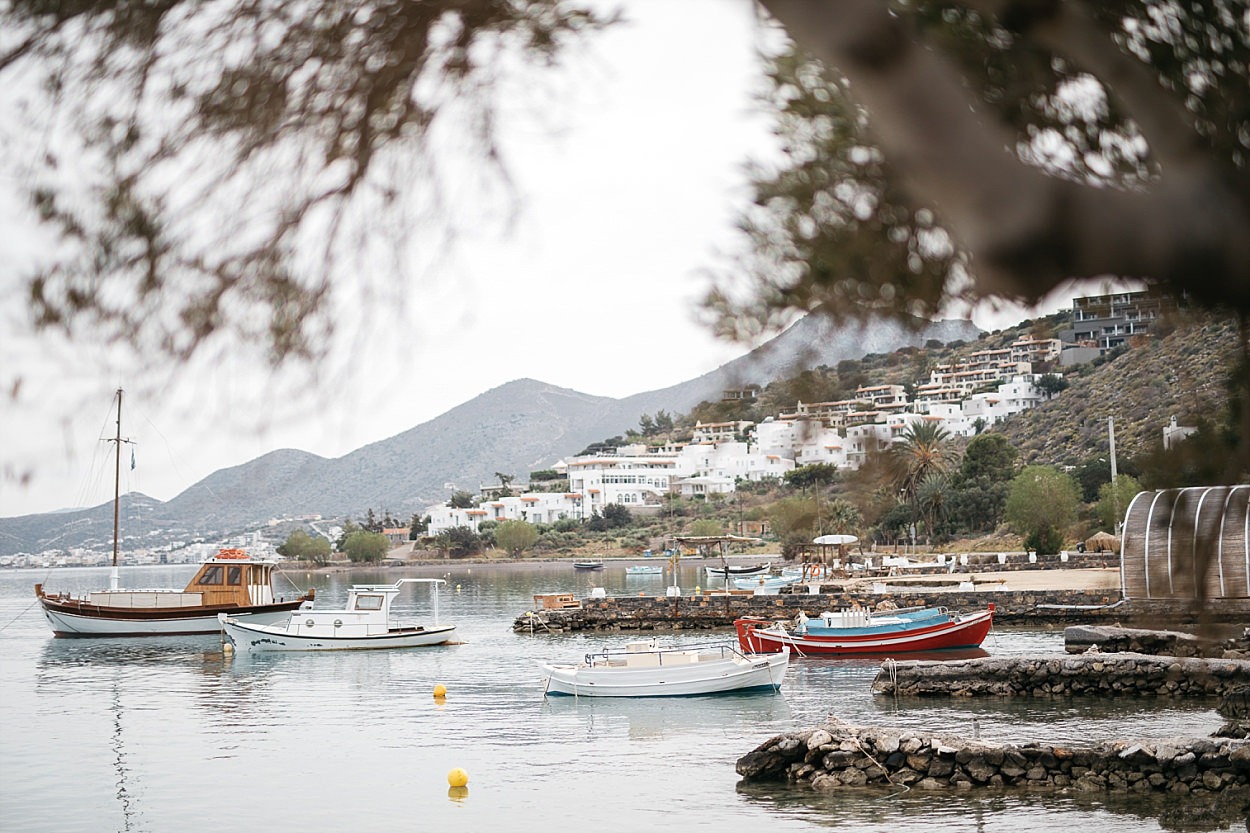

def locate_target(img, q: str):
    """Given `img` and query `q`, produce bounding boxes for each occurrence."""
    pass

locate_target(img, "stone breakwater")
[512,589,1250,633]
[735,721,1250,797]
[1065,624,1250,659]
[870,653,1250,699]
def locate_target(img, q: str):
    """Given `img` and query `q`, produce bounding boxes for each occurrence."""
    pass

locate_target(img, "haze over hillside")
[0,314,979,555]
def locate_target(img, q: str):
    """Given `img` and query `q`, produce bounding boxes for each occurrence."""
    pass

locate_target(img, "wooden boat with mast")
[34,389,315,637]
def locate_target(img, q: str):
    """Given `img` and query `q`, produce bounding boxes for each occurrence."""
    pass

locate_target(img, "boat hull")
[37,598,309,638]
[705,563,768,578]
[735,609,994,655]
[732,576,801,594]
[540,650,788,697]
[220,615,457,652]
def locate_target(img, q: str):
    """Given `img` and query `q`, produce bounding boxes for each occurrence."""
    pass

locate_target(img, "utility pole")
[1108,416,1120,535]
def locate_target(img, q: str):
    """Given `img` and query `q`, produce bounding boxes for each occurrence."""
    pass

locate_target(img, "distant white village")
[426,336,1064,534]
[426,291,1185,535]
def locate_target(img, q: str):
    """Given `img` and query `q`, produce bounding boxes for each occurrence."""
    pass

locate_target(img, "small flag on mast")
[131,448,136,470]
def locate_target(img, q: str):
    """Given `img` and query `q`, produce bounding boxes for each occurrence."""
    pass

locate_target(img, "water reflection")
[110,675,141,833]
[734,781,1250,833]
[541,689,794,740]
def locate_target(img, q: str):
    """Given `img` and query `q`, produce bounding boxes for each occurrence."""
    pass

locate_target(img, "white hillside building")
[427,439,796,533]
[426,491,588,534]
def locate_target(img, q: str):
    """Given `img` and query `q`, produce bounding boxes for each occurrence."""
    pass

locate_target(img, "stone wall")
[512,590,1250,633]
[735,721,1250,798]
[868,653,1250,699]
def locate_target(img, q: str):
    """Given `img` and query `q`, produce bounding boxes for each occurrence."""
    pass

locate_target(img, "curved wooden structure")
[1120,486,1249,599]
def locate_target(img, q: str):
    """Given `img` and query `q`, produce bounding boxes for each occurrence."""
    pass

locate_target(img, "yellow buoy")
[433,683,447,698]
[447,767,469,788]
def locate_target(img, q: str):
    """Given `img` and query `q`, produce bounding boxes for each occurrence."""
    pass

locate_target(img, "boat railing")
[583,640,753,666]
[815,604,945,622]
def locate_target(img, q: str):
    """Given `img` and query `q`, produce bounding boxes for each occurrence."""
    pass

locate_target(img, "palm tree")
[915,471,953,544]
[891,422,959,533]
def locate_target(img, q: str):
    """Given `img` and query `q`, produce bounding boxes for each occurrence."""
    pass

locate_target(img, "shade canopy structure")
[1120,486,1248,599]
[1084,531,1120,553]
[813,534,858,546]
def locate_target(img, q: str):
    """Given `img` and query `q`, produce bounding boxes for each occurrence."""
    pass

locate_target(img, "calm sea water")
[0,563,1232,833]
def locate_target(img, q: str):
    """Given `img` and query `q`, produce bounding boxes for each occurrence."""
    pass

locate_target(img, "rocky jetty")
[735,720,1250,798]
[1217,686,1250,739]
[870,652,1250,699]
[1065,624,1250,659]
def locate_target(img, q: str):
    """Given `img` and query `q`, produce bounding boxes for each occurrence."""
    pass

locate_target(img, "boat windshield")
[354,595,384,611]
[227,566,243,585]
[197,566,224,585]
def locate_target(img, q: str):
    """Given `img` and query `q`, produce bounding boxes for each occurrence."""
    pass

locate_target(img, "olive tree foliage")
[341,529,389,563]
[1004,464,1080,554]
[767,496,819,560]
[718,1,1250,333]
[1,1,615,370]
[494,519,539,557]
[688,518,722,537]
[277,528,332,564]
[1096,473,1142,530]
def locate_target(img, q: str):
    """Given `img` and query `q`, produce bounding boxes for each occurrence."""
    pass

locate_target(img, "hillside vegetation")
[996,314,1240,467]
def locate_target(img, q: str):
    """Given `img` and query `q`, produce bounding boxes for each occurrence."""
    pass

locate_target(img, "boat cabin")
[83,548,296,610]
[281,579,445,638]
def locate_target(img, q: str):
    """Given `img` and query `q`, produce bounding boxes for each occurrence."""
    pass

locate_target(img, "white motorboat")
[733,574,802,594]
[539,639,788,697]
[625,565,663,575]
[219,578,456,652]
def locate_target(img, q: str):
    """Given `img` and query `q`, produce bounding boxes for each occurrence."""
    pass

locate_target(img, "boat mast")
[110,388,123,591]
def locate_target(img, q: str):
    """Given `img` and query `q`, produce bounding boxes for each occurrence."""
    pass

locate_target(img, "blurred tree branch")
[3,0,615,366]
[755,0,1250,314]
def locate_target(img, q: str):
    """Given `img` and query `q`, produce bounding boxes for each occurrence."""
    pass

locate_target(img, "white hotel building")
[426,440,795,534]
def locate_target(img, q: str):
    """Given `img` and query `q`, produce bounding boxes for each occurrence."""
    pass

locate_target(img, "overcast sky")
[0,0,1084,520]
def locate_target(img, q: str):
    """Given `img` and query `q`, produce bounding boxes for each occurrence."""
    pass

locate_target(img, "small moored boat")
[705,562,770,578]
[732,573,802,594]
[219,578,455,652]
[539,639,789,697]
[734,604,994,655]
[625,565,663,575]
[573,561,605,571]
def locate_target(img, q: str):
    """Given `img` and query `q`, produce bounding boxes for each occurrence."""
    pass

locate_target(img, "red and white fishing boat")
[735,604,994,656]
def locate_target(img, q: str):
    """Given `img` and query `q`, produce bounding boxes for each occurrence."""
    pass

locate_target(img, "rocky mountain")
[2,313,981,555]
